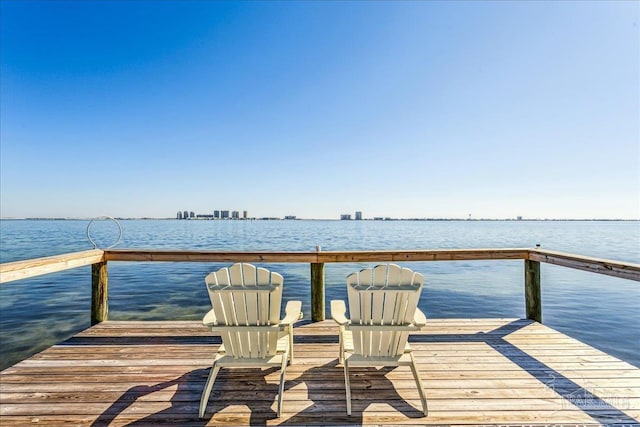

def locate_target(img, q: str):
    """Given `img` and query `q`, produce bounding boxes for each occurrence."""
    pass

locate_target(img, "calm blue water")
[0,219,638,370]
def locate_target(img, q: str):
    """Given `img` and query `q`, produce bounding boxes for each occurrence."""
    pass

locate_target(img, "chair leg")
[409,353,428,416]
[199,362,221,419]
[343,358,352,415]
[338,327,344,364]
[277,351,288,417]
[288,326,294,365]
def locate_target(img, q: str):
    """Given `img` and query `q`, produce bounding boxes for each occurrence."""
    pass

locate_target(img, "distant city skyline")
[5,209,632,221]
[1,1,638,220]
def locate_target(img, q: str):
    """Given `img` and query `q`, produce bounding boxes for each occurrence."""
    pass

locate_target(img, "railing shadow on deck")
[410,320,637,425]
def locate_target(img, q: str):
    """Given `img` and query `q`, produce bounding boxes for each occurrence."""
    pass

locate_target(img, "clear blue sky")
[1,1,638,219]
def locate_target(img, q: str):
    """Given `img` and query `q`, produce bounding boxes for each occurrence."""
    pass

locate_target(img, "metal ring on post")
[87,216,122,249]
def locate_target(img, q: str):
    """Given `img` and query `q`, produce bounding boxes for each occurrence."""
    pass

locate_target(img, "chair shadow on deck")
[279,360,426,425]
[91,366,280,426]
[88,347,423,426]
[99,362,422,426]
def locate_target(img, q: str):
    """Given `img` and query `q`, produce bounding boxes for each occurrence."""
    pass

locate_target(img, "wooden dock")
[1,318,638,426]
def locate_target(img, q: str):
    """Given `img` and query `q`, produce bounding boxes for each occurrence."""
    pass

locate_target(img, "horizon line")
[1,217,638,222]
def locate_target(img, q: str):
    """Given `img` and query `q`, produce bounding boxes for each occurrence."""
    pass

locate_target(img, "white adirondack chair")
[331,264,428,416]
[199,263,302,418]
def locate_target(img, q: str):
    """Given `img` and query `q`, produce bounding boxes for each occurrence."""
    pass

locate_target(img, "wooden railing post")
[310,262,325,322]
[310,245,325,323]
[524,259,541,322]
[310,245,325,322]
[91,261,108,325]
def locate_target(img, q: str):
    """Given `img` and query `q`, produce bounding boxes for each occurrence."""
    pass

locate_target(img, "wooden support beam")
[91,261,108,325]
[310,263,325,322]
[524,259,541,323]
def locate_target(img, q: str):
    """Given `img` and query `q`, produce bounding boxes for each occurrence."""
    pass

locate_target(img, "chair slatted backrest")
[205,263,283,359]
[347,264,424,357]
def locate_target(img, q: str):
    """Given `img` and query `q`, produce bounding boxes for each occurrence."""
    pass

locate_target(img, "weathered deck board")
[1,319,638,426]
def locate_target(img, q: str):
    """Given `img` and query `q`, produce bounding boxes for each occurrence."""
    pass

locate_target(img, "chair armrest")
[280,300,303,326]
[202,308,217,326]
[331,300,349,326]
[413,308,427,327]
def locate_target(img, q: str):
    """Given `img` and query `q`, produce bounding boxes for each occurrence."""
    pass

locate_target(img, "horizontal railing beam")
[104,250,321,263]
[317,248,529,263]
[103,248,531,263]
[2,248,639,283]
[0,249,105,284]
[528,249,640,282]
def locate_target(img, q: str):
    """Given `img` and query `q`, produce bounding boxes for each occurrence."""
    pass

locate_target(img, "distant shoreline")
[1,217,638,222]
